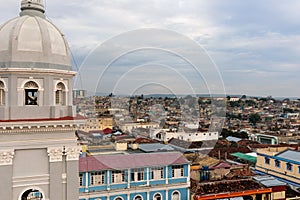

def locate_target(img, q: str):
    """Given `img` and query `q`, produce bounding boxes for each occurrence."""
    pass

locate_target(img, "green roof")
[231,152,257,163]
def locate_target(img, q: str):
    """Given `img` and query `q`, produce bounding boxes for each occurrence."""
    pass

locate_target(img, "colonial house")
[79,152,190,200]
[255,147,300,189]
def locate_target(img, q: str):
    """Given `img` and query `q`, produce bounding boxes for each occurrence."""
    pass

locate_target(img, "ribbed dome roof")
[0,0,72,70]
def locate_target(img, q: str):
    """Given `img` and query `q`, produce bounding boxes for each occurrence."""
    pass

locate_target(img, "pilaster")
[0,149,14,166]
[48,147,64,200]
[47,146,63,162]
[0,149,14,200]
[65,146,81,161]
[65,146,81,200]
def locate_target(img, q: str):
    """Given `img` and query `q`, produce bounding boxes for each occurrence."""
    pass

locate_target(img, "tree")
[249,113,261,125]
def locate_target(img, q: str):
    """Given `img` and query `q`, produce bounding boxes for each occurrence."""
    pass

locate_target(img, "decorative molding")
[65,146,81,161]
[47,147,63,162]
[0,149,14,166]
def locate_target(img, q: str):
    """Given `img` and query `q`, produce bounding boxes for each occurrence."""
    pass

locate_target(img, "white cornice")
[0,119,86,134]
[0,68,77,76]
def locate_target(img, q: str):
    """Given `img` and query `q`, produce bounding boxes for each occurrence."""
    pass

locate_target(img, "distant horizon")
[85,91,300,100]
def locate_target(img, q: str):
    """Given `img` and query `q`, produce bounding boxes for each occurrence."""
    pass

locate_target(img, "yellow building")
[256,147,300,188]
[81,117,114,132]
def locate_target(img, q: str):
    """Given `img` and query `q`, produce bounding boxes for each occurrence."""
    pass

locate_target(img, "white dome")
[0,10,71,70]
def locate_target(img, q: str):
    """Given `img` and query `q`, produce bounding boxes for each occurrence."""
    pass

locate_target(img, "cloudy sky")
[1,0,300,97]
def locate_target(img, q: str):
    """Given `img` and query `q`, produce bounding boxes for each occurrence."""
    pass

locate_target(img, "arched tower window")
[24,81,39,105]
[55,82,66,105]
[0,81,5,105]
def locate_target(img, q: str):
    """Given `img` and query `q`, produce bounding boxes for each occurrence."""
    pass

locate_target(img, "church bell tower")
[0,1,85,199]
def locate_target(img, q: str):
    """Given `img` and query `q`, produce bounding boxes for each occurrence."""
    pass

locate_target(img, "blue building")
[79,152,190,200]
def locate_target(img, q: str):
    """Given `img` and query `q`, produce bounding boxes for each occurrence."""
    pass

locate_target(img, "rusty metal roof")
[79,151,188,172]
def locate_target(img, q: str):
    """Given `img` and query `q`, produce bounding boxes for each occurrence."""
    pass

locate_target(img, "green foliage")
[221,129,248,139]
[248,113,261,125]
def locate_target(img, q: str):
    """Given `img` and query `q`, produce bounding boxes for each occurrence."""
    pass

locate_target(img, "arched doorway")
[172,191,180,200]
[153,193,162,200]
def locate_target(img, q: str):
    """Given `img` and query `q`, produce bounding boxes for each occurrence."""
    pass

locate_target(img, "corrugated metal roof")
[79,151,188,172]
[230,197,244,200]
[226,136,242,143]
[139,143,174,152]
[276,150,300,163]
[260,179,286,187]
[253,175,286,187]
[231,152,257,163]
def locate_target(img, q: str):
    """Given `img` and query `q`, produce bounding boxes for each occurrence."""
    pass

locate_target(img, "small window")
[0,81,5,105]
[151,167,164,179]
[286,163,292,171]
[131,168,144,181]
[275,160,281,168]
[91,171,105,185]
[79,173,83,186]
[112,170,125,183]
[265,157,270,165]
[24,81,39,105]
[55,82,66,105]
[172,165,184,178]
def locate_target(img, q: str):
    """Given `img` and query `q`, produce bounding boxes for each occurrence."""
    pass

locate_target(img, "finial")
[20,0,45,17]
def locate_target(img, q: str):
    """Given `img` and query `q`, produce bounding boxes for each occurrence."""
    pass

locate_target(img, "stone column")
[65,146,81,200]
[48,147,63,200]
[0,149,14,200]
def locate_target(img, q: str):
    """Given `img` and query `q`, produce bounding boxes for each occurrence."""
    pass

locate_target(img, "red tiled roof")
[79,152,188,172]
[0,114,86,123]
[102,128,112,134]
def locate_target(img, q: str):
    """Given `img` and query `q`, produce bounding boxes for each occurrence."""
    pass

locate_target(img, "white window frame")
[112,170,125,183]
[172,165,184,178]
[131,168,144,182]
[91,171,105,185]
[151,167,164,180]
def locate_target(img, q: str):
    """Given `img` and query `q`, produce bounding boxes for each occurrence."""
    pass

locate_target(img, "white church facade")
[0,1,85,199]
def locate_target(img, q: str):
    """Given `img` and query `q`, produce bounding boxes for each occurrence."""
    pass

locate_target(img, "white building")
[150,129,219,142]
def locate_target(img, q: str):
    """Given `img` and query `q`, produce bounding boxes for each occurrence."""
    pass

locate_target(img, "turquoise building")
[78,152,190,200]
